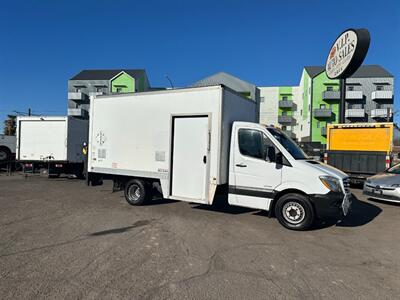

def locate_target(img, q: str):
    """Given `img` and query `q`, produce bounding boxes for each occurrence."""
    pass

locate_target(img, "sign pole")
[339,78,346,123]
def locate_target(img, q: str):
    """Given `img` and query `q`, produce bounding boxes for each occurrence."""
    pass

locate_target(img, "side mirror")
[276,151,283,165]
[266,146,276,162]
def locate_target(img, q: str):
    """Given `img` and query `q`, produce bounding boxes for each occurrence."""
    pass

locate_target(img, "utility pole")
[339,78,346,123]
[28,108,31,116]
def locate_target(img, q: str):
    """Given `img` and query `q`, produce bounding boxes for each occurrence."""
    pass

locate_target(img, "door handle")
[203,155,207,164]
[236,163,247,167]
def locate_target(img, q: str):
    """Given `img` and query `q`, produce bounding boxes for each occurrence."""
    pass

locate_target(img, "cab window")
[238,129,273,160]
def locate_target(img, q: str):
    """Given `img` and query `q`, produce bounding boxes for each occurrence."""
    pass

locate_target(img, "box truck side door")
[171,116,209,202]
[229,127,282,210]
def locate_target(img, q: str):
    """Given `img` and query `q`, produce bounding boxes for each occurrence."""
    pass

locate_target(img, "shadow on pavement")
[89,219,151,236]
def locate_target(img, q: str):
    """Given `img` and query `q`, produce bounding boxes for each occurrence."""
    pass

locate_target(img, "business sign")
[325,28,370,79]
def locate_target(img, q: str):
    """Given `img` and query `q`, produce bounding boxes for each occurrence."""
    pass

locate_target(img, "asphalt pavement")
[0,174,399,299]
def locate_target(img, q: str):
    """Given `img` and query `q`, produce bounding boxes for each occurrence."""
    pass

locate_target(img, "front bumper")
[363,184,400,203]
[309,191,351,219]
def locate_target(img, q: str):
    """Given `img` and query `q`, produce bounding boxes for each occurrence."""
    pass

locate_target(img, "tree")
[3,115,16,135]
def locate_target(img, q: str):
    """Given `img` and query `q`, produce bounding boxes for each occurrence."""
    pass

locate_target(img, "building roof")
[304,65,393,79]
[349,65,393,78]
[191,71,256,90]
[70,69,146,80]
[304,66,325,78]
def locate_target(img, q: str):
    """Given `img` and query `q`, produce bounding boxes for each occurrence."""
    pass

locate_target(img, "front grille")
[365,183,395,191]
[343,178,350,195]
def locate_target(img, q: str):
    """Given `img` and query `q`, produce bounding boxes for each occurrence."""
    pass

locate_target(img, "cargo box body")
[17,116,88,163]
[88,86,256,203]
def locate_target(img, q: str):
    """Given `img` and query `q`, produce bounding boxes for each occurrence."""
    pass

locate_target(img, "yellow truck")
[325,123,400,183]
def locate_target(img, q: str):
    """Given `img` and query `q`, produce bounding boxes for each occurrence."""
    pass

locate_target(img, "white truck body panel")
[88,86,256,203]
[0,135,16,154]
[16,116,88,163]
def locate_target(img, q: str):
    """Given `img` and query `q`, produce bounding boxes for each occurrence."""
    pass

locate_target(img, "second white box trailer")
[16,116,88,177]
[88,85,351,230]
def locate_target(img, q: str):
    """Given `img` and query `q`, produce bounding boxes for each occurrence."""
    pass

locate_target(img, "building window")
[96,87,103,92]
[300,109,303,116]
[320,104,326,109]
[317,122,320,128]
[116,87,123,93]
[75,88,81,92]
[348,86,354,91]
[282,96,288,101]
[260,97,265,103]
[326,86,333,91]
[282,126,287,131]
[300,125,303,130]
[282,111,287,116]
[376,85,383,91]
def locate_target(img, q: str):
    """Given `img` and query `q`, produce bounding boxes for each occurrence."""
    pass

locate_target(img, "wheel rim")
[282,201,305,224]
[128,184,141,202]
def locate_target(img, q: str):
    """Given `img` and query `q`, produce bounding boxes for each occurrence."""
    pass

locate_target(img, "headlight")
[319,176,342,192]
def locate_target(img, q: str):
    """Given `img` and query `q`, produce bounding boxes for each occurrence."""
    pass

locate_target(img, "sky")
[0,0,399,126]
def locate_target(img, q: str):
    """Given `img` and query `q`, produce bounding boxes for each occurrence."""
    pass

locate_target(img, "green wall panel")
[111,72,135,93]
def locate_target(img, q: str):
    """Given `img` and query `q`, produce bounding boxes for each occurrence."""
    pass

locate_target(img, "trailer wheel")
[124,179,150,206]
[275,193,314,231]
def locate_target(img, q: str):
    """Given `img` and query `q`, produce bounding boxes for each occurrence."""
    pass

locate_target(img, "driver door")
[229,128,282,210]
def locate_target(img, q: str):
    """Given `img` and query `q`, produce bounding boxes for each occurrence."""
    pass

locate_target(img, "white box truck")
[16,116,88,177]
[0,134,16,162]
[88,86,351,230]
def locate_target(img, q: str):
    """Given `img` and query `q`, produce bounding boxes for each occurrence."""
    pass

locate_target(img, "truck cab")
[228,122,351,230]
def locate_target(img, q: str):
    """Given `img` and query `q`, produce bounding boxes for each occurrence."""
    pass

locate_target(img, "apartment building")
[259,65,394,148]
[68,69,150,119]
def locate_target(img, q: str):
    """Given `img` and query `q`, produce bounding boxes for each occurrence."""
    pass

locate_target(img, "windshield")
[386,163,400,174]
[266,128,308,160]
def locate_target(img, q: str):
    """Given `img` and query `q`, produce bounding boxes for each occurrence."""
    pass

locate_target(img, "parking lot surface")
[0,174,399,299]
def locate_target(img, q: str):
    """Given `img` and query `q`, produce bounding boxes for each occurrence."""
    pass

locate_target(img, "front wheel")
[275,193,315,230]
[124,179,151,206]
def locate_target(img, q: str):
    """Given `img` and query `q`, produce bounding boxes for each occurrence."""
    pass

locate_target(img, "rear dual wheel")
[124,179,151,205]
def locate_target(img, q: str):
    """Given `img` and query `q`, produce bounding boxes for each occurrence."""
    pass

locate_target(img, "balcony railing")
[322,91,340,100]
[371,108,392,119]
[278,115,294,124]
[345,91,363,100]
[68,92,88,101]
[313,108,333,118]
[279,100,294,109]
[321,127,327,136]
[345,108,365,118]
[68,108,88,118]
[371,90,393,100]
[89,92,105,97]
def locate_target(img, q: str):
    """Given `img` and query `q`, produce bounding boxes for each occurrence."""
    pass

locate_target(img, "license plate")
[342,195,351,216]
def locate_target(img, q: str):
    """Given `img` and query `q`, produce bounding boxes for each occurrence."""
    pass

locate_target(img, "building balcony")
[68,92,88,101]
[313,108,333,118]
[321,127,327,136]
[345,91,363,100]
[322,91,340,100]
[68,108,88,118]
[89,92,105,97]
[278,115,295,124]
[345,108,365,118]
[371,90,393,101]
[279,100,294,109]
[371,108,392,119]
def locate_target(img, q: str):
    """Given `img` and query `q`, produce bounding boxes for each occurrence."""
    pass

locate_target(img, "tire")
[124,179,151,206]
[274,193,315,231]
[0,147,11,162]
